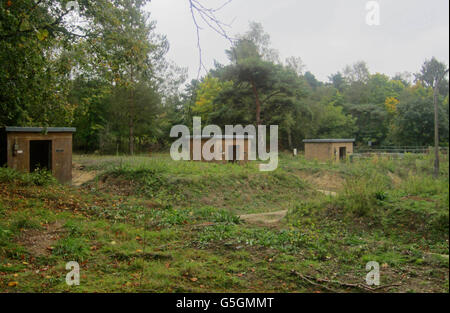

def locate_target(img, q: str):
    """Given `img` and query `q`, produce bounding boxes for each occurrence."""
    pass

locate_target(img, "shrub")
[0,167,22,183]
[28,168,57,186]
[0,167,56,186]
[337,170,391,216]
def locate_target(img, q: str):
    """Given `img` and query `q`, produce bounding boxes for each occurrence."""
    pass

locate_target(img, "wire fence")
[351,146,449,160]
[354,146,449,154]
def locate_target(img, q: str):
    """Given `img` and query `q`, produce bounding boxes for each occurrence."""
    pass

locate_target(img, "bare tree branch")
[188,0,234,78]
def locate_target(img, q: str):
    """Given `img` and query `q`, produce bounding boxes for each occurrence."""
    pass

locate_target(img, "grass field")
[0,153,448,292]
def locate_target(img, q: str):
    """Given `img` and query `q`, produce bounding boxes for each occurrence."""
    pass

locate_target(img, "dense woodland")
[1,0,449,154]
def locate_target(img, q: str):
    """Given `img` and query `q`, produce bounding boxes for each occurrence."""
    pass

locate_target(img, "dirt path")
[72,163,98,187]
[239,189,337,227]
[16,221,64,256]
[239,210,288,227]
[317,190,337,197]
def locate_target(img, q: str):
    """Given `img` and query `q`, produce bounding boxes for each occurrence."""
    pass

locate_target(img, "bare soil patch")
[388,172,402,187]
[92,174,137,196]
[16,221,65,256]
[295,170,344,192]
[317,190,338,197]
[72,163,98,187]
[239,210,288,227]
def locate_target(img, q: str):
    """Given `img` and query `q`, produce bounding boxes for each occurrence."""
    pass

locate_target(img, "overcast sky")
[146,0,449,82]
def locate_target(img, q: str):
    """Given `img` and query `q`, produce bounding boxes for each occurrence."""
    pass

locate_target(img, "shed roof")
[303,139,355,143]
[186,135,254,140]
[2,127,76,133]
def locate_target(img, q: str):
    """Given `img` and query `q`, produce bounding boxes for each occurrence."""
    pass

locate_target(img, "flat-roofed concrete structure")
[303,139,355,162]
[1,127,76,183]
[188,135,254,164]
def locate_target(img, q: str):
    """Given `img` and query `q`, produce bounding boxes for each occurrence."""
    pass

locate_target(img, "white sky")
[146,0,449,82]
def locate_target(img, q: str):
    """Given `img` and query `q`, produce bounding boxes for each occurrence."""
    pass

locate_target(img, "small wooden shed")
[1,127,76,183]
[303,139,355,162]
[189,135,254,164]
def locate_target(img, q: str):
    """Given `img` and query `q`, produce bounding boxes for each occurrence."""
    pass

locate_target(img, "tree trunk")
[250,78,261,125]
[287,130,292,149]
[433,83,439,178]
[129,89,135,155]
[129,118,134,155]
[129,66,135,155]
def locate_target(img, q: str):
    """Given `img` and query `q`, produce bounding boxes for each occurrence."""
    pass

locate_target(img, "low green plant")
[0,167,56,186]
[10,215,42,232]
[337,172,390,216]
[53,237,89,261]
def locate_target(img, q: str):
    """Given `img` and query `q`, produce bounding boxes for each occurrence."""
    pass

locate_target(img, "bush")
[0,167,56,186]
[28,168,57,186]
[0,167,22,183]
[337,169,391,216]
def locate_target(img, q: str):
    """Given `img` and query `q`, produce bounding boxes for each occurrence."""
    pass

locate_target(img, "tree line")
[1,1,448,154]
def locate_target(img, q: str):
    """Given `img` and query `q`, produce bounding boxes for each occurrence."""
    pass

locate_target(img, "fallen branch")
[291,271,337,292]
[291,270,401,293]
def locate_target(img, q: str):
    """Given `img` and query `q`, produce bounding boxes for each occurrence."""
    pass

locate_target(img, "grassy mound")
[89,155,310,214]
[0,153,447,292]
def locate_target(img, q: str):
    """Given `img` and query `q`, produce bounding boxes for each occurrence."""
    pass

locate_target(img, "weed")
[53,237,89,261]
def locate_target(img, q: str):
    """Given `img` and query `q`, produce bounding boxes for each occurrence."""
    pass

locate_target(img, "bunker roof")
[303,139,355,143]
[186,135,254,140]
[2,127,76,133]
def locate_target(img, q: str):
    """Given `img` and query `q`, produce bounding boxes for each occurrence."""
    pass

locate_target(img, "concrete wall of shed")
[189,138,251,164]
[304,142,353,162]
[6,132,73,183]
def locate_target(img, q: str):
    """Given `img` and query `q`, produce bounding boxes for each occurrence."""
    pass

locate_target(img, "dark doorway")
[228,145,239,163]
[0,132,6,167]
[30,140,52,172]
[339,147,347,160]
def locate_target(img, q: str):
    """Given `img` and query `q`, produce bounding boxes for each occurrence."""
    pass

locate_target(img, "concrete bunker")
[1,127,76,183]
[303,139,355,162]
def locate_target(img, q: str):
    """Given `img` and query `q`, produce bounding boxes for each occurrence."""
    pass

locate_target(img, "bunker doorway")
[30,140,52,172]
[228,145,239,163]
[339,147,347,160]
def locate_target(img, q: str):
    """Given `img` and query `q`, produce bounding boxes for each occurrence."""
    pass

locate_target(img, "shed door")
[339,147,347,160]
[228,145,239,163]
[29,140,52,172]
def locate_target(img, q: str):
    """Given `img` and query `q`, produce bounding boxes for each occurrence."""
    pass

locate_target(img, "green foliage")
[312,104,356,139]
[389,83,449,146]
[10,214,42,232]
[0,223,12,244]
[1,3,448,152]
[192,76,233,123]
[53,237,89,261]
[0,153,448,292]
[337,170,391,216]
[0,167,56,186]
[401,174,449,197]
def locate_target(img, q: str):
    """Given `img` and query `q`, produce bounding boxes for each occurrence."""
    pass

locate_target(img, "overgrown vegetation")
[0,0,448,294]
[0,153,448,292]
[0,167,56,187]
